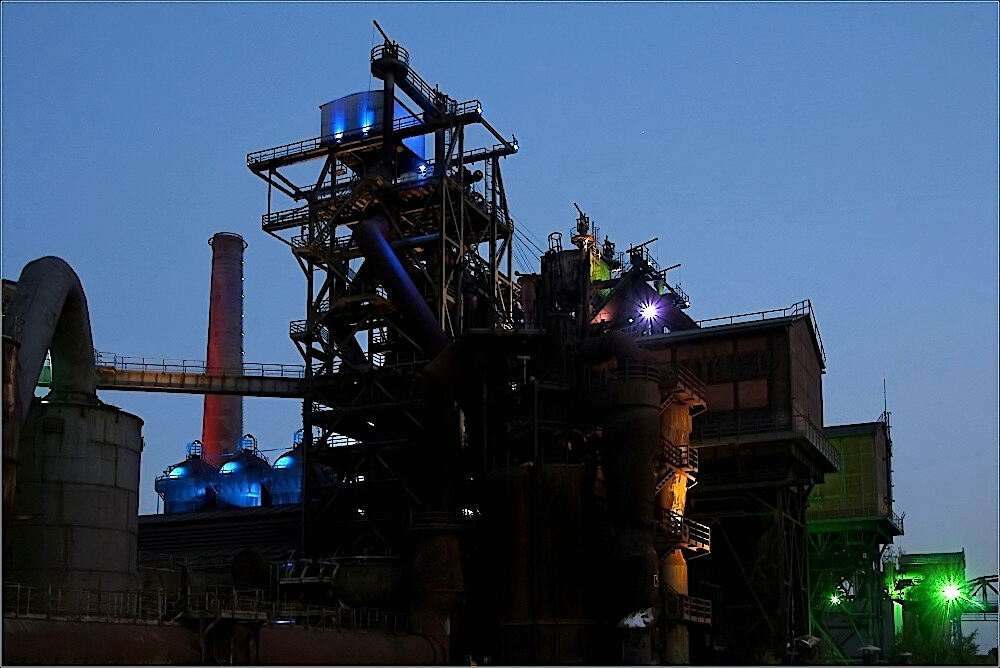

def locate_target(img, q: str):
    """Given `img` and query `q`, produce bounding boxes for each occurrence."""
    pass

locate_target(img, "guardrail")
[667,594,712,625]
[371,42,409,65]
[3,581,409,631]
[91,351,305,380]
[654,508,711,550]
[696,299,826,366]
[662,439,698,472]
[247,99,483,169]
[692,412,840,472]
[3,582,181,621]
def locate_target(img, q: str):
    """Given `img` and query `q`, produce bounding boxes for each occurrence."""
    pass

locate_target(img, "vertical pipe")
[489,157,498,324]
[381,71,396,171]
[202,232,247,468]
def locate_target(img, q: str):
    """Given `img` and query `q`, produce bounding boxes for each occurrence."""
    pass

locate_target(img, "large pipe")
[354,213,449,358]
[4,257,97,423]
[3,618,201,664]
[201,232,246,467]
[2,257,98,529]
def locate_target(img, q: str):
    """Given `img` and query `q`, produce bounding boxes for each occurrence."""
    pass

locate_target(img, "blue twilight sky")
[2,1,997,646]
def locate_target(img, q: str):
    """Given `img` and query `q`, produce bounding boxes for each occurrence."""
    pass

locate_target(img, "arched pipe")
[2,256,98,533]
[4,256,97,424]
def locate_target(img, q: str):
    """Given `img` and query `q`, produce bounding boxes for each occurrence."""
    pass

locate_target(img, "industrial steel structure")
[4,26,996,666]
[806,417,904,662]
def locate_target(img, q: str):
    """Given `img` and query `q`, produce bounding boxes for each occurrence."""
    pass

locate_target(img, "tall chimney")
[202,232,247,467]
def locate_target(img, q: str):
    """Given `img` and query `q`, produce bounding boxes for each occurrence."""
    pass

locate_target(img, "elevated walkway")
[37,352,305,398]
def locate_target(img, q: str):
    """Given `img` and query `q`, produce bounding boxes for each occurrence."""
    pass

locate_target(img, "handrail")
[696,299,826,365]
[653,507,711,549]
[662,438,698,472]
[371,43,409,65]
[692,412,840,471]
[91,351,305,379]
[3,581,409,631]
[247,99,483,169]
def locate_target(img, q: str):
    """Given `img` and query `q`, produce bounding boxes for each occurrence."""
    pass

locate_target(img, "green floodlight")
[830,594,842,605]
[942,584,960,601]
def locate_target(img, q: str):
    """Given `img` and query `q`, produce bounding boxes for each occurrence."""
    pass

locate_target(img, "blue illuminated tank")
[269,446,303,505]
[154,441,217,514]
[215,434,272,509]
[319,91,425,173]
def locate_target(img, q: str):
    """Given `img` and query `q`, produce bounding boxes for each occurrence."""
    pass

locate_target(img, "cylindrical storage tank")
[319,91,425,161]
[600,365,661,651]
[154,444,217,514]
[215,448,271,509]
[6,398,143,593]
[202,232,246,468]
[269,447,303,505]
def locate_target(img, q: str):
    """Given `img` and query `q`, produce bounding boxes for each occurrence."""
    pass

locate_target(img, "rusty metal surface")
[202,232,247,467]
[2,617,200,665]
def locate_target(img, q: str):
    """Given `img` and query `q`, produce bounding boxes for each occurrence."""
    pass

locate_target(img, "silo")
[7,397,143,593]
[202,232,246,468]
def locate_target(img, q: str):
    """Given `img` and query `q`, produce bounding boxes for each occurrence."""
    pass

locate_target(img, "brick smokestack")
[202,232,247,467]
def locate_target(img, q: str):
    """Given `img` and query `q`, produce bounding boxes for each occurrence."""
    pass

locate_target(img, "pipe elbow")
[5,257,97,424]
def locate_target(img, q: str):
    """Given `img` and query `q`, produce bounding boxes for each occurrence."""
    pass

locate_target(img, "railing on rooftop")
[371,43,409,66]
[696,299,826,366]
[247,100,482,169]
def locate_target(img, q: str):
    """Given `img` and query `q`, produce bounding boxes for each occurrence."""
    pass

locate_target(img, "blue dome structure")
[215,434,272,509]
[154,441,217,514]
[269,447,303,505]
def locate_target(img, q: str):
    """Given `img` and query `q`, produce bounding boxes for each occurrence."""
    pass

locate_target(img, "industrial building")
[2,27,996,665]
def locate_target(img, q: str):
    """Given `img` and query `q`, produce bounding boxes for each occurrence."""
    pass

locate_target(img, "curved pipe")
[4,256,97,425]
[354,213,449,358]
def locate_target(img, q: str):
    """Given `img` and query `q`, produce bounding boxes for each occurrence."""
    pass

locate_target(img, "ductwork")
[4,256,98,423]
[2,257,98,523]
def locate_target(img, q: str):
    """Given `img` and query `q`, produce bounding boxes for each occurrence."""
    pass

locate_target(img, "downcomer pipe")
[353,213,449,357]
[202,232,247,467]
